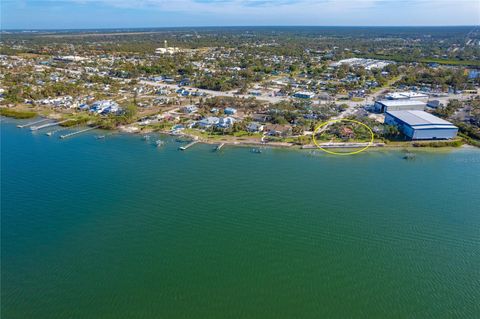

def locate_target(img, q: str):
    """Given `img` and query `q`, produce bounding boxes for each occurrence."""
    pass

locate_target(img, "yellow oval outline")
[312,119,374,156]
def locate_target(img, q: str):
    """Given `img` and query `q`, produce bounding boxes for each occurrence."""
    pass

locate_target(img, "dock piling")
[215,143,225,151]
[30,119,71,131]
[17,118,49,128]
[179,140,199,151]
[60,126,100,139]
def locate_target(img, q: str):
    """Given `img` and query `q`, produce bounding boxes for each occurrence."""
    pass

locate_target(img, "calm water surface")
[2,119,480,318]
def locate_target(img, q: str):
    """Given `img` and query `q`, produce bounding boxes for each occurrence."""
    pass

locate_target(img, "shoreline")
[3,115,477,154]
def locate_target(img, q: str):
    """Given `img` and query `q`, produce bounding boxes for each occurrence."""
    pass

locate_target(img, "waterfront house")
[264,124,292,137]
[246,122,264,133]
[88,100,122,115]
[198,117,220,128]
[218,117,236,129]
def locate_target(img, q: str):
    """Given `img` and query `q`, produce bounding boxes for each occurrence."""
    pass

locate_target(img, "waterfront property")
[385,110,458,140]
[247,122,264,132]
[218,117,236,128]
[198,116,220,128]
[264,124,292,137]
[89,100,122,115]
[374,100,427,113]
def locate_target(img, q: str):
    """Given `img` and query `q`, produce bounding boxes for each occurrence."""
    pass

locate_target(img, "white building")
[293,91,315,99]
[331,58,393,70]
[155,47,180,55]
[53,56,87,63]
[198,117,219,128]
[385,91,429,101]
[182,105,198,114]
[374,100,426,113]
[155,40,180,55]
[218,117,236,128]
[89,100,121,114]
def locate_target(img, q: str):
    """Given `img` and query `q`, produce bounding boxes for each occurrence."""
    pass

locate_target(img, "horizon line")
[2,24,479,32]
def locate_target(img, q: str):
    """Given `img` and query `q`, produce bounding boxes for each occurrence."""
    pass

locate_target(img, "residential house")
[182,105,198,114]
[218,117,236,128]
[246,122,264,133]
[198,117,220,128]
[293,91,315,99]
[264,124,292,137]
[224,107,237,115]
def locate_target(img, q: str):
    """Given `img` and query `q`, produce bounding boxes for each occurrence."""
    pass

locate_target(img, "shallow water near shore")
[2,118,480,318]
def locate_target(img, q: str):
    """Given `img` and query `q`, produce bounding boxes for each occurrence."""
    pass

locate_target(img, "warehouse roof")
[386,92,429,99]
[386,110,457,129]
[376,100,427,107]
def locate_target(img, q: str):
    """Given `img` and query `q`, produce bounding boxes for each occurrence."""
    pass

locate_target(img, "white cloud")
[3,0,479,27]
[72,0,480,25]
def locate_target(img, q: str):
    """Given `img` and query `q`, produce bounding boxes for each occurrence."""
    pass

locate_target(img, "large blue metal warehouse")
[385,110,458,140]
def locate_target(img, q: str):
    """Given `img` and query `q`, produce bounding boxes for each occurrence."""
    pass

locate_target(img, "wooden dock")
[179,141,199,151]
[30,119,71,131]
[60,126,99,139]
[215,143,225,151]
[17,118,49,128]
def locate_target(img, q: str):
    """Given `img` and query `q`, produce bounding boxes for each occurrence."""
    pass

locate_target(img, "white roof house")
[218,117,236,128]
[88,100,122,114]
[182,105,198,114]
[293,91,315,99]
[198,117,219,128]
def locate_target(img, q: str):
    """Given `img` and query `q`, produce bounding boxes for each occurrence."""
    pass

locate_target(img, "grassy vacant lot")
[384,138,464,148]
[0,108,37,119]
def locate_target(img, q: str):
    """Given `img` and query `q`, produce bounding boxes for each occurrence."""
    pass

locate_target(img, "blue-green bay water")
[1,119,480,318]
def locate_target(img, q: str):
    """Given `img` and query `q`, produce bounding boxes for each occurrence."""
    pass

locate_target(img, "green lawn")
[0,108,37,119]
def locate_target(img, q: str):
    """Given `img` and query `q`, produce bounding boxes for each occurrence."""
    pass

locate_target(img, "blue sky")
[1,0,479,29]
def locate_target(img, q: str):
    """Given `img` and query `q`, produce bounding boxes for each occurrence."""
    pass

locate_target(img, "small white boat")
[96,135,105,139]
[403,152,416,160]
